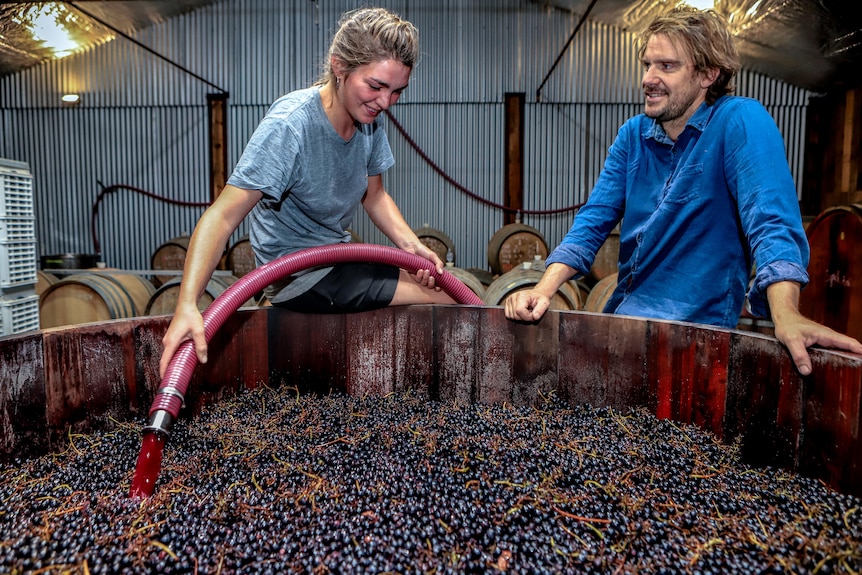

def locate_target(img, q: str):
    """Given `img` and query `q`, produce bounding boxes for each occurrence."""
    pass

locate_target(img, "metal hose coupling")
[143,385,186,436]
[143,409,176,437]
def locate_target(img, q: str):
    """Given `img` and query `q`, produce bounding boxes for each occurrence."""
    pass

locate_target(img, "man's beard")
[645,90,699,124]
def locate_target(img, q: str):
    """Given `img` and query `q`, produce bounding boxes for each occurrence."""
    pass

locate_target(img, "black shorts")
[273,262,399,314]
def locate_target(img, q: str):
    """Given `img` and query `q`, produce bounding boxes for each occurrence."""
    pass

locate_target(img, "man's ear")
[701,67,720,88]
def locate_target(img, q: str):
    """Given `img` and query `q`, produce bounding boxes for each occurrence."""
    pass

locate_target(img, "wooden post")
[803,87,862,214]
[208,93,229,202]
[504,93,525,226]
[840,89,860,197]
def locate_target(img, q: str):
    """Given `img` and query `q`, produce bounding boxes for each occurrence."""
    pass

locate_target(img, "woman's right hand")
[159,301,208,379]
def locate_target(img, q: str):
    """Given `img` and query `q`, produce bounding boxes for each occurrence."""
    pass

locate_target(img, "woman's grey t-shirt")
[226,87,395,302]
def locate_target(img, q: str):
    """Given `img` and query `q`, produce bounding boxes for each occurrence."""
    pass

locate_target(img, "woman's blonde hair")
[637,5,740,105]
[317,7,419,86]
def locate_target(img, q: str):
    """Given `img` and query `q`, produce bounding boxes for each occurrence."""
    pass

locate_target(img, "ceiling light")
[684,0,716,9]
[15,3,83,59]
[61,94,80,105]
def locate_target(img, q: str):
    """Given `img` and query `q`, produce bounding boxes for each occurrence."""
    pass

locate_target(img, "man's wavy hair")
[637,5,740,105]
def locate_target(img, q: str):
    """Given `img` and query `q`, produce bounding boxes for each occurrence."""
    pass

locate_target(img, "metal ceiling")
[0,1,217,77]
[1,0,860,93]
[537,0,862,93]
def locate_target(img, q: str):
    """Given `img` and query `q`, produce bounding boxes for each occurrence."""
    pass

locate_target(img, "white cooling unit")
[0,158,39,335]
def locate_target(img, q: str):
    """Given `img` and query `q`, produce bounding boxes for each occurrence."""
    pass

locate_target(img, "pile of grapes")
[1,385,860,574]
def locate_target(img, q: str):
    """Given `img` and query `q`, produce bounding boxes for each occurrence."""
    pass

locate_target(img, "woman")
[159,7,455,377]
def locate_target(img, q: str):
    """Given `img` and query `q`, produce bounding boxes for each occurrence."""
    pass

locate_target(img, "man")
[504,6,862,375]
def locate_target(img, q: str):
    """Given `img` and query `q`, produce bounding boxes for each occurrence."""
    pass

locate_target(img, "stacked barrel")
[415,221,619,313]
[38,234,253,329]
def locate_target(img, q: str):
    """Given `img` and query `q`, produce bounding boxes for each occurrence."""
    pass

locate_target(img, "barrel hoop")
[100,275,137,317]
[63,274,129,319]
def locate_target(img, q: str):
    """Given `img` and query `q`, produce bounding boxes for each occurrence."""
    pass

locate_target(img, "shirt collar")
[643,99,718,144]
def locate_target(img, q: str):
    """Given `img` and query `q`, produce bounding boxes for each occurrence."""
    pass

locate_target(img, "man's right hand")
[503,262,575,322]
[159,301,208,379]
[504,289,551,322]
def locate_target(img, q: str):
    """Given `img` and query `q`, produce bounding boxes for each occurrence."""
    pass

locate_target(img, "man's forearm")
[533,263,578,299]
[766,280,802,326]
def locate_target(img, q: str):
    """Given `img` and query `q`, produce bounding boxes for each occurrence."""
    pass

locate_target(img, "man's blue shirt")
[546,96,809,328]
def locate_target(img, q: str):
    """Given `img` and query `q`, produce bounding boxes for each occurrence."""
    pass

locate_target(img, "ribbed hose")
[148,243,484,421]
[130,244,485,498]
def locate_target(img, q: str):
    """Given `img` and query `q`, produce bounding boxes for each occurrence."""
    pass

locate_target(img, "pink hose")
[149,243,484,419]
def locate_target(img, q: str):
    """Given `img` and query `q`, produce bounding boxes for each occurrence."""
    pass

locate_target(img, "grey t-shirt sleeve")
[228,114,301,200]
[365,120,395,177]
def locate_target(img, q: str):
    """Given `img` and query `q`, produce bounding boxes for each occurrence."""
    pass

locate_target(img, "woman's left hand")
[403,241,444,290]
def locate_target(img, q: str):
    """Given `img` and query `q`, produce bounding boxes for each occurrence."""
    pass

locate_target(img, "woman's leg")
[389,269,457,305]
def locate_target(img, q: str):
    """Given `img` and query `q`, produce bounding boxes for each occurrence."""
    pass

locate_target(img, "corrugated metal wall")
[0,0,811,273]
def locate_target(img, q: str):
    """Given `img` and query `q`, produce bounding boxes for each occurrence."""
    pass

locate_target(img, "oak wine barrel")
[347,228,363,243]
[150,235,191,287]
[573,278,592,307]
[145,274,254,315]
[583,273,618,313]
[466,267,495,288]
[35,270,58,296]
[591,228,620,282]
[799,204,862,341]
[1,304,861,501]
[39,271,156,328]
[414,225,456,265]
[226,234,255,279]
[443,263,486,300]
[487,223,548,276]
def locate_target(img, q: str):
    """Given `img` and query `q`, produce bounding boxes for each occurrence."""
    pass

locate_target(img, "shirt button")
[636,233,643,243]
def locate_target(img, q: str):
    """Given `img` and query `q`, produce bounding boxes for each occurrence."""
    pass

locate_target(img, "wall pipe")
[130,243,484,498]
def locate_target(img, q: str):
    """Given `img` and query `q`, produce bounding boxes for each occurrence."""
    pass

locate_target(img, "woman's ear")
[331,56,344,79]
